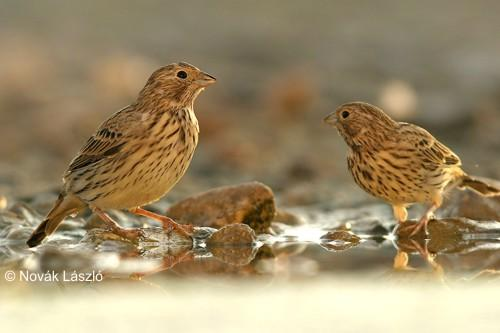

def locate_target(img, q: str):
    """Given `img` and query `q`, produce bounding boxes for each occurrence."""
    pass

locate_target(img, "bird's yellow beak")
[323,112,337,126]
[195,72,217,87]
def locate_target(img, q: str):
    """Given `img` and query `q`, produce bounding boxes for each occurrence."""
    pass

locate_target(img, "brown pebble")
[167,181,276,233]
[320,230,361,251]
[207,224,256,246]
[320,230,361,243]
[207,224,257,266]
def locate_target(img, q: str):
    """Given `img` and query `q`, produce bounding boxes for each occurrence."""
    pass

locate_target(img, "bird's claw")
[162,222,194,238]
[396,220,429,238]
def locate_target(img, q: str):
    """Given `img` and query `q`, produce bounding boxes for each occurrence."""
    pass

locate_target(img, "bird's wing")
[65,105,140,176]
[397,123,461,167]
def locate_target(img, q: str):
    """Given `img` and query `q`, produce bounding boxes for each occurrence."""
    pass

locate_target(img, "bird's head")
[140,62,216,107]
[323,102,398,149]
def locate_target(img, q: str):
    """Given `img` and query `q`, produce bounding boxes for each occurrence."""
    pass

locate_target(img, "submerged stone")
[207,224,256,246]
[319,230,362,251]
[397,217,500,241]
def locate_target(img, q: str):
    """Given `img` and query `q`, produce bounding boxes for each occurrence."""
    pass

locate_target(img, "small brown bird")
[27,62,216,247]
[324,102,499,236]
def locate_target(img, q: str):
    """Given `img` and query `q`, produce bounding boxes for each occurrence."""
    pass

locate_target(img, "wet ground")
[1,182,500,332]
[2,182,500,284]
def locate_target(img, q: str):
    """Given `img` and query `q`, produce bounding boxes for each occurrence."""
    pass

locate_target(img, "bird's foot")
[92,207,144,243]
[409,213,432,237]
[107,225,143,242]
[160,217,194,237]
[408,221,427,237]
[409,203,439,237]
[397,218,429,238]
[130,207,194,238]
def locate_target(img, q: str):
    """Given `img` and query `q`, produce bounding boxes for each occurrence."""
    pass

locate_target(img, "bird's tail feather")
[459,175,500,197]
[26,193,85,248]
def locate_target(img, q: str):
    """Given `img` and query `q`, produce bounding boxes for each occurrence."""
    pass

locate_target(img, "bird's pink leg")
[92,207,141,240]
[129,207,193,237]
[409,203,439,237]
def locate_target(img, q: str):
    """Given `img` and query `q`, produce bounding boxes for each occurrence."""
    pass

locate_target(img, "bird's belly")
[347,153,439,205]
[84,144,196,210]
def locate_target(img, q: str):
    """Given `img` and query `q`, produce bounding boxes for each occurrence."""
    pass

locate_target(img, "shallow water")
[2,192,500,332]
[2,193,500,286]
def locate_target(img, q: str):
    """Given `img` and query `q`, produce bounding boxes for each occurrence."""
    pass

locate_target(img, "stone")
[207,224,256,246]
[319,230,361,251]
[167,182,276,234]
[441,185,500,221]
[207,224,258,266]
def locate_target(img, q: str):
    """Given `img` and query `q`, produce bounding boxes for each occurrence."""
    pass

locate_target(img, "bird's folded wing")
[64,106,139,176]
[398,123,461,167]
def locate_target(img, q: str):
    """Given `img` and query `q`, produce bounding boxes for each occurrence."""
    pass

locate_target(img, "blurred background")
[1,2,500,331]
[1,0,499,203]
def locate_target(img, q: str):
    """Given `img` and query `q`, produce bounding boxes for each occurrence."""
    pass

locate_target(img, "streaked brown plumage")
[324,102,500,236]
[27,62,216,247]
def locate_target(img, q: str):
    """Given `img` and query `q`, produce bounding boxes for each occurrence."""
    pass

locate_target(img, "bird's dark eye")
[341,110,350,119]
[176,71,188,79]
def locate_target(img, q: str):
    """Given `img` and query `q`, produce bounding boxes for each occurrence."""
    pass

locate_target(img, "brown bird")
[324,102,499,236]
[27,62,216,247]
